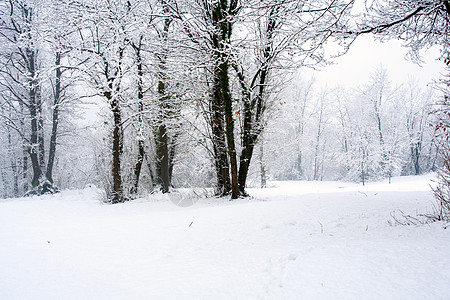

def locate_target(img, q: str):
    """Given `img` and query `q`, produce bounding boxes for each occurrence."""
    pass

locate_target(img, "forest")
[1,1,450,298]
[0,0,449,205]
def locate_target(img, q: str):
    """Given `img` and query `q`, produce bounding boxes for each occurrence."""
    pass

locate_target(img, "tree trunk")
[1,171,8,199]
[37,89,45,173]
[6,119,19,197]
[313,104,323,181]
[110,96,124,203]
[219,61,239,199]
[28,71,42,188]
[46,51,61,185]
[131,37,145,195]
[168,132,178,184]
[22,145,28,194]
[237,66,268,193]
[23,7,44,191]
[260,141,266,188]
[211,98,231,195]
[156,124,170,193]
[237,8,276,195]
[104,55,125,203]
[19,100,29,194]
[237,99,255,194]
[208,0,240,197]
[154,16,172,194]
[132,139,145,195]
[104,42,125,203]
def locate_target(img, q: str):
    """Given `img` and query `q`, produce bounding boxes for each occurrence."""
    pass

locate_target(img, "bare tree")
[431,82,450,221]
[348,0,449,217]
[0,0,68,195]
[174,0,356,197]
[70,0,132,203]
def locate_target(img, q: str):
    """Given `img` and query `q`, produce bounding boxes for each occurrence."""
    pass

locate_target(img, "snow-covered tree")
[348,0,449,216]
[0,0,75,196]
[169,0,356,198]
[67,0,135,203]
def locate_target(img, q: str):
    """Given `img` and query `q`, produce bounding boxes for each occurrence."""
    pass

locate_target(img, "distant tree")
[403,80,437,175]
[431,79,450,221]
[264,69,438,185]
[349,0,449,216]
[291,77,316,180]
[358,67,406,182]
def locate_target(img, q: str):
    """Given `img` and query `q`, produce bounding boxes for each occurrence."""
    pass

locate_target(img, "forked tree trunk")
[209,0,239,199]
[237,8,276,195]
[219,61,239,199]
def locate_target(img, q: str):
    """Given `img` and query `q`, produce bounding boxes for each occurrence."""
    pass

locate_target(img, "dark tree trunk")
[155,81,170,193]
[211,103,231,196]
[131,37,145,195]
[237,65,268,193]
[104,48,125,203]
[156,123,170,193]
[444,0,450,16]
[132,139,145,195]
[37,90,45,172]
[237,8,276,195]
[110,95,124,203]
[28,61,42,188]
[154,15,173,194]
[46,51,61,185]
[22,145,28,194]
[219,61,239,199]
[237,100,256,194]
[209,0,239,199]
[211,98,231,195]
[18,101,29,194]
[20,6,44,192]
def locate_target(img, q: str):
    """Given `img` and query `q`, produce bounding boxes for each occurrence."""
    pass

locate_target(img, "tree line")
[262,69,438,186]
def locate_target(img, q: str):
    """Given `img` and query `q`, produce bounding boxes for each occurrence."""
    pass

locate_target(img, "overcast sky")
[305,34,445,90]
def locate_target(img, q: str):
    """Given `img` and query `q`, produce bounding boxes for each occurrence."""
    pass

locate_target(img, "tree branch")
[357,6,425,35]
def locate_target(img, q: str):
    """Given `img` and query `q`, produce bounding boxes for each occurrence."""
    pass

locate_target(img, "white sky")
[305,34,445,89]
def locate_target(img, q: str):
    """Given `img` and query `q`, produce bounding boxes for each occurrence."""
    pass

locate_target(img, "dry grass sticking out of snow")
[0,173,449,300]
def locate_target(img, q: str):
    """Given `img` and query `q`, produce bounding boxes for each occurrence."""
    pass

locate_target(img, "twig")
[317,220,323,234]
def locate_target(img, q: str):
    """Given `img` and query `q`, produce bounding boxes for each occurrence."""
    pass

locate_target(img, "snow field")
[0,174,449,299]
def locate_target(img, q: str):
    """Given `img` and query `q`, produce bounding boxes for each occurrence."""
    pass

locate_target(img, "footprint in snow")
[288,253,298,261]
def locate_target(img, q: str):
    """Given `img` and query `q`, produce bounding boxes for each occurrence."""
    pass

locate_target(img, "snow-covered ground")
[1,174,449,300]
